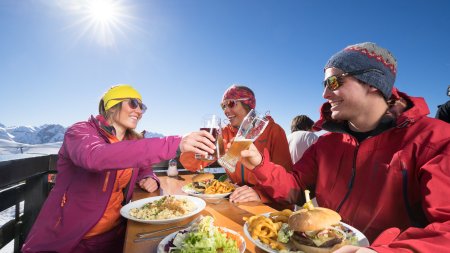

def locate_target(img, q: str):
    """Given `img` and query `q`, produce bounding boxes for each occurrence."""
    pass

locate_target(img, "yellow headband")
[102,84,142,111]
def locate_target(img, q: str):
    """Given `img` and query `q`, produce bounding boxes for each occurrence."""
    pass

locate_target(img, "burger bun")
[291,239,349,253]
[192,173,214,182]
[288,207,341,232]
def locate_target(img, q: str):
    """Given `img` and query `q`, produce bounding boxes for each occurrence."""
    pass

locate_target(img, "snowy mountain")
[0,123,164,160]
[0,124,66,144]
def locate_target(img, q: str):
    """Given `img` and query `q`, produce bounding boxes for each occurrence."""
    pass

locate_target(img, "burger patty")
[292,231,343,248]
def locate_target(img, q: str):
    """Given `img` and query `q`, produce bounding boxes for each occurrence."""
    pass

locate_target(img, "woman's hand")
[239,144,263,170]
[180,131,216,155]
[139,177,159,192]
[229,185,261,203]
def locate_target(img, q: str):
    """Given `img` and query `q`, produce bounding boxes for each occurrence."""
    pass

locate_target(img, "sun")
[87,0,118,23]
[70,0,133,47]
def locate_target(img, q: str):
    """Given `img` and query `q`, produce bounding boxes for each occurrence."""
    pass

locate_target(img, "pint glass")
[218,109,269,172]
[195,114,221,161]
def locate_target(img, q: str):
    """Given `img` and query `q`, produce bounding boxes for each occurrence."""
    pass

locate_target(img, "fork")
[136,215,203,238]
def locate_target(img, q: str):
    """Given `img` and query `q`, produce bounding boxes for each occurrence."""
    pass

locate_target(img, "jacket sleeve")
[137,166,160,188]
[369,140,450,253]
[253,146,318,205]
[267,124,293,172]
[179,152,214,172]
[63,122,181,172]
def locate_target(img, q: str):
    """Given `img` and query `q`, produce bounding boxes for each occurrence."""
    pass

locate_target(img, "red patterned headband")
[222,85,256,109]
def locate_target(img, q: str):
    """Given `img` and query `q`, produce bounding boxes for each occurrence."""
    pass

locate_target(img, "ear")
[367,85,383,97]
[368,86,378,93]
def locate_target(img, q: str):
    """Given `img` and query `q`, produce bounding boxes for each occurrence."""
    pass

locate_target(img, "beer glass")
[218,109,269,172]
[195,114,222,161]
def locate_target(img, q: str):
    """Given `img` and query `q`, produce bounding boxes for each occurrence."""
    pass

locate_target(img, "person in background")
[287,115,318,164]
[435,100,450,123]
[238,42,450,252]
[180,85,293,204]
[22,84,215,253]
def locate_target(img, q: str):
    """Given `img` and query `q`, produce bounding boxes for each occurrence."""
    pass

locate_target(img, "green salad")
[165,216,241,253]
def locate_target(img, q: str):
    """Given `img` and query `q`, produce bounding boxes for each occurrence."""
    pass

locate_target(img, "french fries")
[243,209,293,250]
[204,180,236,194]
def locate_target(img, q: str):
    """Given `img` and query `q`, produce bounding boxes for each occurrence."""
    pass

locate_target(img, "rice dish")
[129,195,196,220]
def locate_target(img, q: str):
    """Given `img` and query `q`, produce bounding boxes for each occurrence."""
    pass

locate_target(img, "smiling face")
[110,99,143,137]
[322,68,373,123]
[222,100,250,128]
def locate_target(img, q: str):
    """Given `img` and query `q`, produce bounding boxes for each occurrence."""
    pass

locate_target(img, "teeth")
[330,101,341,107]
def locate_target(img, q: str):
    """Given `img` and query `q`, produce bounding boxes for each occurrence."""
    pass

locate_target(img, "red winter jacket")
[253,89,450,252]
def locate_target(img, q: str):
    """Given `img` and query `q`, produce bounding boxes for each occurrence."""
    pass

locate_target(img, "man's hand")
[139,177,158,192]
[333,246,376,253]
[229,185,261,203]
[239,143,263,170]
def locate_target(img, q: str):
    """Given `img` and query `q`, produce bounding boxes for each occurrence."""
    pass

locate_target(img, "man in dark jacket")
[435,100,450,123]
[235,42,450,253]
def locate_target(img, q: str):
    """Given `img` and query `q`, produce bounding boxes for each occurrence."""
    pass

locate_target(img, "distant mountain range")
[0,123,66,144]
[0,123,164,159]
[0,123,164,145]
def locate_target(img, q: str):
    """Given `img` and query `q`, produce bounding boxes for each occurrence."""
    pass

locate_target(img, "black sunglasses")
[111,98,147,113]
[323,69,384,91]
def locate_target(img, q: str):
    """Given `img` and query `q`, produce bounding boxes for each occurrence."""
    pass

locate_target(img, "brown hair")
[291,115,315,133]
[98,99,143,140]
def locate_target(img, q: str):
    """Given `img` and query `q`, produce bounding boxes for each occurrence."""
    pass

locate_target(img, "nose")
[322,86,332,99]
[134,105,143,115]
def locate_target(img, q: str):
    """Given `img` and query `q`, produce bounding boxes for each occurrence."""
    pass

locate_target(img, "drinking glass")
[218,109,269,172]
[195,114,222,161]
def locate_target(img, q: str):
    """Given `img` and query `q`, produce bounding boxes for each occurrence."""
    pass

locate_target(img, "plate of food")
[243,207,369,253]
[157,215,246,253]
[182,173,236,199]
[120,195,206,224]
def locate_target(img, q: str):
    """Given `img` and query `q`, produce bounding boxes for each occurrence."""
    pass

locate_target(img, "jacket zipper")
[103,171,110,192]
[336,142,359,212]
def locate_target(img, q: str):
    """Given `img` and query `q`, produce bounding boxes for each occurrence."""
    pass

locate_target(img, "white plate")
[157,227,246,253]
[243,213,369,253]
[120,195,206,224]
[181,183,232,199]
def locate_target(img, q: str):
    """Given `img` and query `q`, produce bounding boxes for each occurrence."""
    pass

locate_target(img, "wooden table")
[123,174,277,253]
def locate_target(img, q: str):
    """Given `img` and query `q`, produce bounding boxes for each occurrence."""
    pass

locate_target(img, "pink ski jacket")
[22,115,181,253]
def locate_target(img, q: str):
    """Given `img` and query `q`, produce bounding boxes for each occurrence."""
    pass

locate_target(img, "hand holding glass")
[195,114,221,161]
[218,109,269,172]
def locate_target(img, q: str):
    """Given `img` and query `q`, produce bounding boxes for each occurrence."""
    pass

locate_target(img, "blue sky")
[1,0,449,136]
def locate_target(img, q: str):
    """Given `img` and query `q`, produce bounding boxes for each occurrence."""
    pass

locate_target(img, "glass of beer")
[195,114,221,161]
[218,109,269,172]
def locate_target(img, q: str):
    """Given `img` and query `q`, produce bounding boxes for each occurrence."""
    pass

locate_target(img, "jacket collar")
[89,115,117,141]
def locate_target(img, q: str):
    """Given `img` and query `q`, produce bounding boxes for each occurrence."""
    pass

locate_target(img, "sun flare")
[69,0,133,47]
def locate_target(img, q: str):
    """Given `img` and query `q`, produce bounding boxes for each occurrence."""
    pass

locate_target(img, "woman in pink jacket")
[22,84,215,253]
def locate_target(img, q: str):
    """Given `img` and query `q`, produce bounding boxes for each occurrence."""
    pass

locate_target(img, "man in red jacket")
[238,42,450,253]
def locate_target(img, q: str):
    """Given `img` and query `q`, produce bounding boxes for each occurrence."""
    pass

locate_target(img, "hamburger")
[191,173,215,193]
[288,207,352,253]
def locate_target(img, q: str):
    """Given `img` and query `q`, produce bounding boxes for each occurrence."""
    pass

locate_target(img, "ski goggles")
[323,69,384,91]
[221,98,250,110]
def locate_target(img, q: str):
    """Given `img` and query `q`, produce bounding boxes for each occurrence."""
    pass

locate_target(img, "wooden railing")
[0,155,57,253]
[0,155,222,252]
